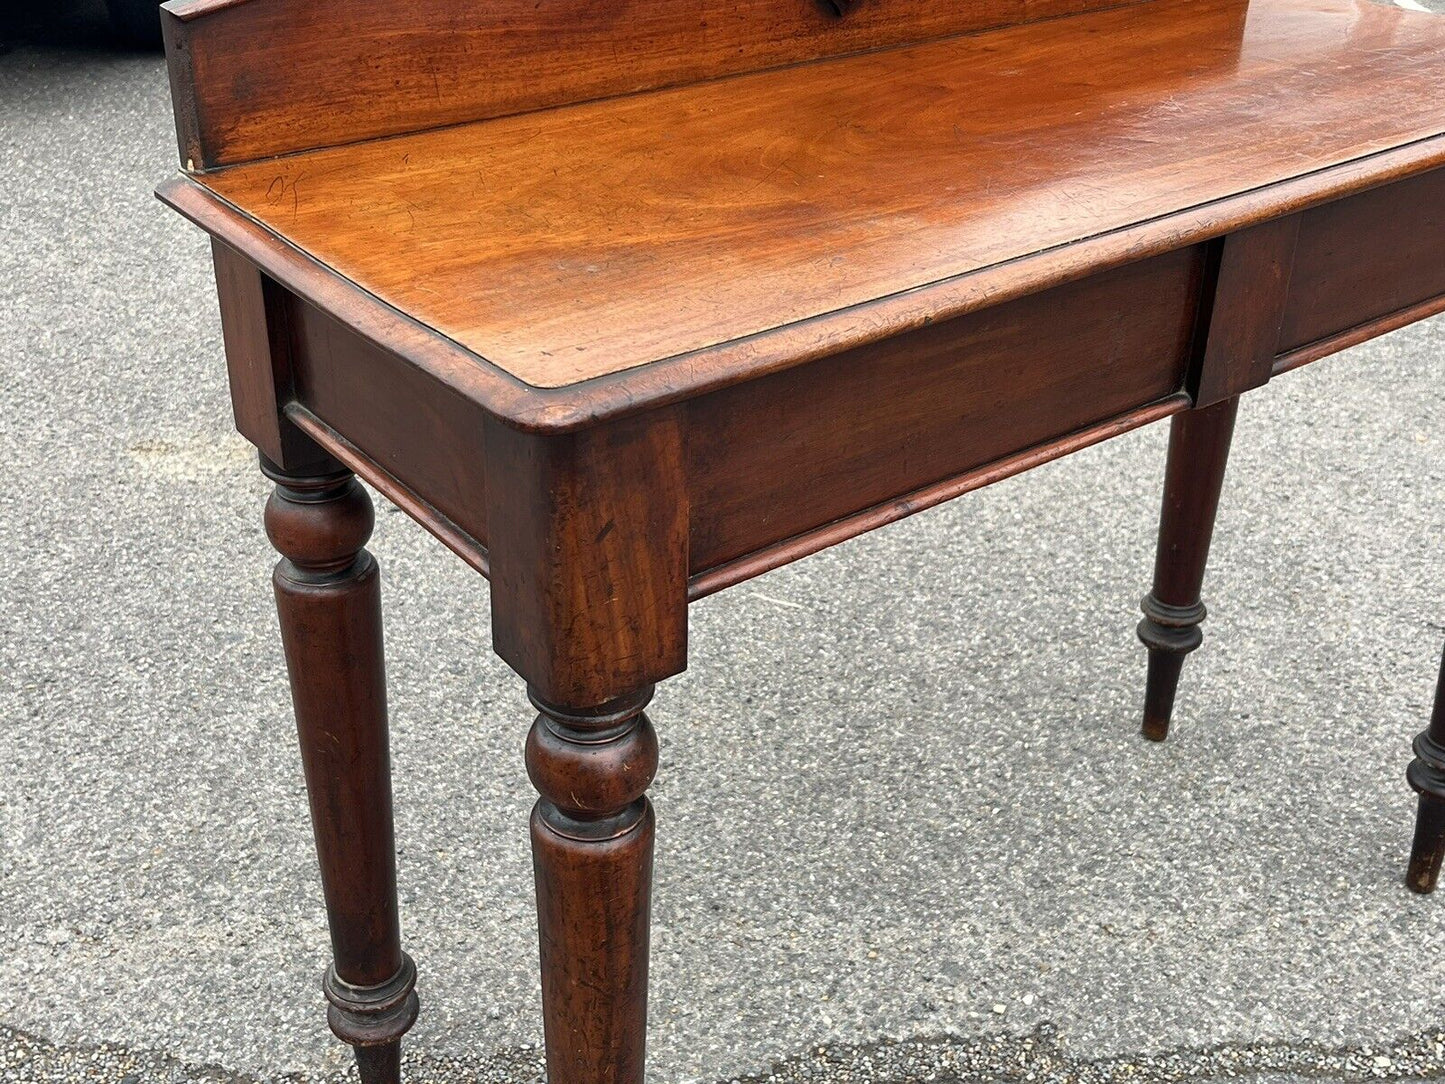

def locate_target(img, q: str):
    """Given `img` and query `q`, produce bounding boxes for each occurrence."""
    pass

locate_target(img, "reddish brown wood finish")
[1193,218,1300,409]
[1280,167,1445,356]
[253,246,1201,586]
[190,0,1445,391]
[1274,293,1445,379]
[264,458,418,1083]
[285,406,492,580]
[527,689,659,1084]
[211,241,329,473]
[686,250,1202,570]
[1137,398,1240,742]
[1407,645,1445,894]
[284,296,491,549]
[157,146,1445,435]
[154,0,1445,1079]
[192,0,1445,396]
[482,410,688,709]
[161,0,1143,168]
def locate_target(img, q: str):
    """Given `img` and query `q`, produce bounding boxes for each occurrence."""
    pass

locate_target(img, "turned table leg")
[262,456,419,1084]
[480,406,685,1082]
[1407,643,1445,894]
[1137,396,1241,741]
[525,686,658,1084]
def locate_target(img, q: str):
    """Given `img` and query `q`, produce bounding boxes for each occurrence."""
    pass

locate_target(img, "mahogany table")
[155,0,1445,1079]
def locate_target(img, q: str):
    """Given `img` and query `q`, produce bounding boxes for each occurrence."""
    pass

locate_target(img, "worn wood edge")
[162,0,244,22]
[294,389,1188,602]
[160,133,1445,434]
[159,6,202,168]
[1272,292,1445,377]
[284,404,492,579]
[155,176,532,418]
[627,138,1445,422]
[686,392,1192,601]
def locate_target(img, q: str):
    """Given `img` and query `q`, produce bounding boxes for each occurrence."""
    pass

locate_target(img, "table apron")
[220,168,1445,603]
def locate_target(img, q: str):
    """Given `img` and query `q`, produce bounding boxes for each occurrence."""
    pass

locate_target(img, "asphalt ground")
[2,3,1444,1082]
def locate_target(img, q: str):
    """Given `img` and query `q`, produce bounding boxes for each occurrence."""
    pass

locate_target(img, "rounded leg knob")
[263,456,418,1083]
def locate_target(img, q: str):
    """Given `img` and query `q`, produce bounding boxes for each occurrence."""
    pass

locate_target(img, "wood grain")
[1279,165,1445,355]
[483,410,688,707]
[1192,217,1300,408]
[161,0,1143,168]
[285,406,492,581]
[211,240,333,471]
[527,689,659,1084]
[157,1,1445,1079]
[283,294,491,552]
[196,0,1445,390]
[263,461,420,1084]
[1135,398,1240,741]
[239,244,1198,588]
[686,248,1203,570]
[686,393,1190,599]
[160,134,1445,434]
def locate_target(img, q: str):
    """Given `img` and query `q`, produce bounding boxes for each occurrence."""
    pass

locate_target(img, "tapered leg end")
[1407,792,1445,895]
[1405,650,1445,894]
[1136,400,1238,746]
[1141,649,1187,741]
[1137,603,1204,743]
[1408,720,1445,894]
[354,1043,403,1084]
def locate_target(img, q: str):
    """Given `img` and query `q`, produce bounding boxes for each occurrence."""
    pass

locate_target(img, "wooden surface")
[483,411,689,707]
[158,1,1445,1080]
[684,250,1202,570]
[1281,165,1445,354]
[195,0,1445,390]
[527,689,659,1084]
[1136,399,1240,742]
[1193,219,1301,409]
[1408,645,1445,894]
[264,461,419,1084]
[161,0,1142,169]
[249,246,1199,583]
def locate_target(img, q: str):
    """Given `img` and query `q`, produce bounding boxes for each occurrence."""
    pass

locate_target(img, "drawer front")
[1280,167,1445,355]
[687,247,1206,573]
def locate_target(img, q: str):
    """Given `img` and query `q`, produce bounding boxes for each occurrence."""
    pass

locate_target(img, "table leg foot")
[1406,645,1445,894]
[263,455,418,1083]
[354,1045,403,1084]
[1137,397,1239,741]
[526,687,658,1084]
[324,956,420,1084]
[1137,600,1204,742]
[1407,795,1445,894]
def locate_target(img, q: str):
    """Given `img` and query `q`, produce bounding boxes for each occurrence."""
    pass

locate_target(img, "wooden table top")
[194,0,1445,391]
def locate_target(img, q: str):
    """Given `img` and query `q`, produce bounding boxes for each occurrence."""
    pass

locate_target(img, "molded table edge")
[157,132,1445,434]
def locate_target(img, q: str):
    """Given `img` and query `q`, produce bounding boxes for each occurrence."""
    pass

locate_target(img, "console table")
[155,0,1445,1079]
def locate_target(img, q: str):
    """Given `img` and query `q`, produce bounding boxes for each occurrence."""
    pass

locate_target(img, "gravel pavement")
[2,3,1444,1083]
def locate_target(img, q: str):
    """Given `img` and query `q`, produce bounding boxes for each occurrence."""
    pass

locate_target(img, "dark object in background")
[105,0,161,46]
